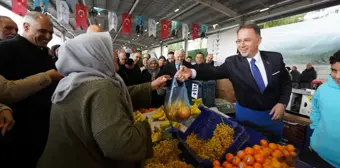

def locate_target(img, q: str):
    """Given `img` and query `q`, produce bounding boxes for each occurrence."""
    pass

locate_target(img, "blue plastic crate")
[186,80,216,107]
[243,126,269,147]
[180,106,249,167]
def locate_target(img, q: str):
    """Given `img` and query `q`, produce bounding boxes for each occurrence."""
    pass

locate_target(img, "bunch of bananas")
[160,120,181,130]
[152,106,167,121]
[152,127,162,143]
[134,111,145,122]
[190,98,207,118]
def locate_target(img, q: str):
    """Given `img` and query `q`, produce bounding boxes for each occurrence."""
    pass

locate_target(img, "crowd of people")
[0,11,339,168]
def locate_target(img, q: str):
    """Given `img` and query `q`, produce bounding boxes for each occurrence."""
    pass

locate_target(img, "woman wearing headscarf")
[50,44,60,63]
[37,32,156,168]
[141,58,165,108]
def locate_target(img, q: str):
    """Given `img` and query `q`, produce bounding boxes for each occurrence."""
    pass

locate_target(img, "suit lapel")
[260,51,272,87]
[237,56,260,93]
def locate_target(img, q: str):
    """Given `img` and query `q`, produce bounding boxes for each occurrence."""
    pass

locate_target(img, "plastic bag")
[164,79,191,122]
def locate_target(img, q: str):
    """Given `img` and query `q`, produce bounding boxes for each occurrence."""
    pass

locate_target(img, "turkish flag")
[192,24,200,40]
[75,4,88,30]
[12,0,27,16]
[161,20,170,39]
[122,13,132,35]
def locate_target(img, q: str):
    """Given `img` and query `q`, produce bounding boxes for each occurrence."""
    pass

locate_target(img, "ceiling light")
[259,8,269,12]
[98,13,100,16]
[174,8,179,12]
[145,29,147,32]
[98,23,101,26]
[156,22,159,24]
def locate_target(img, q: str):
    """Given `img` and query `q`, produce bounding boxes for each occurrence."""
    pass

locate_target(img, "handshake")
[175,66,193,81]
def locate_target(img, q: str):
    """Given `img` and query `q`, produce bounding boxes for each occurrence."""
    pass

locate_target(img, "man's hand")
[151,75,171,90]
[176,66,192,82]
[0,109,15,136]
[269,103,285,120]
[45,69,64,81]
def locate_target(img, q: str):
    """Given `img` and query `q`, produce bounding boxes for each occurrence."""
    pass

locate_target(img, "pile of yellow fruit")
[133,111,145,123]
[190,98,207,118]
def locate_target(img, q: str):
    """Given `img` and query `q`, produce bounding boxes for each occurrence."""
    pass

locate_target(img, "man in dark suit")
[158,50,193,86]
[177,24,292,141]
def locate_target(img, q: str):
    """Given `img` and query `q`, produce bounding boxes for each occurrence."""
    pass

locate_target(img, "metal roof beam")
[192,0,237,17]
[115,39,146,48]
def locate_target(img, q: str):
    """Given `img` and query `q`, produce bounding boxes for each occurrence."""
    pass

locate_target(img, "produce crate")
[186,80,216,107]
[243,126,269,147]
[179,106,249,167]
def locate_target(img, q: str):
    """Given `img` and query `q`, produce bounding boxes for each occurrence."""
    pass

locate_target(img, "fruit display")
[166,101,191,121]
[186,123,234,161]
[152,106,167,121]
[151,127,163,143]
[160,120,181,130]
[145,139,193,168]
[212,140,298,168]
[191,98,207,118]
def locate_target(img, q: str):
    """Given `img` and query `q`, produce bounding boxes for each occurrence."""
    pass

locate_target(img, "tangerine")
[245,147,255,155]
[246,166,254,168]
[223,162,233,168]
[253,163,262,168]
[271,159,282,168]
[286,144,295,152]
[237,150,246,160]
[290,151,297,158]
[272,150,283,159]
[213,160,221,166]
[232,156,241,166]
[244,155,255,165]
[260,139,268,147]
[226,153,234,163]
[268,143,277,150]
[263,148,272,157]
[254,154,265,164]
[238,161,248,168]
[253,145,262,151]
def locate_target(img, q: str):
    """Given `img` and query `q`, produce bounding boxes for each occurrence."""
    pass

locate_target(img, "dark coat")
[141,69,164,108]
[299,67,317,83]
[158,61,193,87]
[290,70,301,82]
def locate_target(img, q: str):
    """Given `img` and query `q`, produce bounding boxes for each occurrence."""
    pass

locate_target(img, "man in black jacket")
[0,16,18,41]
[300,63,317,89]
[177,24,292,141]
[0,12,60,167]
[291,66,301,88]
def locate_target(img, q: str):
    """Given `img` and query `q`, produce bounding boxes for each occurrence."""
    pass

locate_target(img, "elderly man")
[177,24,292,141]
[0,16,18,40]
[206,54,214,66]
[158,50,193,87]
[0,12,61,167]
[300,63,317,89]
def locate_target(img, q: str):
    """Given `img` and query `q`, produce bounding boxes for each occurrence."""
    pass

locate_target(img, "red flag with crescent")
[161,20,170,39]
[122,13,132,35]
[12,0,27,16]
[75,4,88,30]
[192,24,200,40]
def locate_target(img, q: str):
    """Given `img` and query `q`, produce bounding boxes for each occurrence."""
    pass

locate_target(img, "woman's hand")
[0,109,15,136]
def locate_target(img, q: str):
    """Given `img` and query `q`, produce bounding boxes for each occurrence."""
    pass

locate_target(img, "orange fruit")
[213,160,221,166]
[223,162,233,168]
[282,149,290,157]
[244,155,255,165]
[258,149,268,158]
[272,150,283,159]
[271,159,282,168]
[238,161,248,168]
[213,166,222,168]
[263,148,272,157]
[286,144,295,152]
[253,145,262,151]
[290,151,297,158]
[226,153,235,163]
[254,154,265,164]
[246,166,254,168]
[253,163,262,168]
[232,156,241,166]
[245,147,255,155]
[260,140,268,147]
[268,143,277,150]
[237,150,246,160]
[264,158,272,165]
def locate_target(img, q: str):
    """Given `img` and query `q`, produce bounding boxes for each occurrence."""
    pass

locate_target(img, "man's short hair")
[0,16,11,23]
[168,51,174,55]
[159,56,166,60]
[186,56,192,59]
[23,11,52,25]
[196,52,205,57]
[237,23,261,36]
[330,50,340,64]
[118,49,126,55]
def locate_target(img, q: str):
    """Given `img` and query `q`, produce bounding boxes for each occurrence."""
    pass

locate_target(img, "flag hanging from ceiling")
[192,24,200,40]
[161,20,170,39]
[182,23,189,39]
[108,11,118,32]
[34,0,48,13]
[148,18,156,37]
[12,0,27,16]
[57,0,69,24]
[200,24,208,38]
[171,21,179,38]
[75,4,88,30]
[122,13,132,35]
[135,16,144,35]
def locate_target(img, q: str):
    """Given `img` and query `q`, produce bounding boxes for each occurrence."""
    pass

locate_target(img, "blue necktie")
[176,64,180,70]
[250,59,265,92]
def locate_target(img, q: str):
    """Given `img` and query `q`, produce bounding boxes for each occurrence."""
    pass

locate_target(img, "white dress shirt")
[247,51,268,87]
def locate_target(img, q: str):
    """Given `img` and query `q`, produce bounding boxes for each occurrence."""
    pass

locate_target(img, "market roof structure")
[0,0,339,50]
